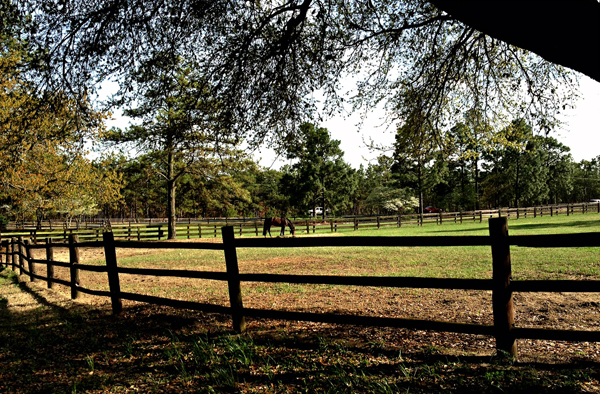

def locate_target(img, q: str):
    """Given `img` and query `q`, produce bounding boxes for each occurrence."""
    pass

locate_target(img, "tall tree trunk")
[515,155,520,208]
[167,151,177,240]
[474,155,480,211]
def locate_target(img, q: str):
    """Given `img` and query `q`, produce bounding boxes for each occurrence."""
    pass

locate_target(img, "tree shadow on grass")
[1,268,599,393]
[429,219,600,235]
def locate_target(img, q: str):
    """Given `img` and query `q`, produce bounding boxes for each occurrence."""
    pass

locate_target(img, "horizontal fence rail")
[2,202,599,242]
[2,217,600,358]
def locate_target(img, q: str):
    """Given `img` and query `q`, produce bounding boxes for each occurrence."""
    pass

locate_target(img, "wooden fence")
[2,217,600,358]
[3,202,599,242]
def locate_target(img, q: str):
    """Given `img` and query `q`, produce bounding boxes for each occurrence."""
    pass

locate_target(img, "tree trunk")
[167,151,177,240]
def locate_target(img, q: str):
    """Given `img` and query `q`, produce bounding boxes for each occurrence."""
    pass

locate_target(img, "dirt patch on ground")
[6,242,600,366]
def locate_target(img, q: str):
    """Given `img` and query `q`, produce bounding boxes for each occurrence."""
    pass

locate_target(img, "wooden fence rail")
[2,218,600,358]
[2,202,599,242]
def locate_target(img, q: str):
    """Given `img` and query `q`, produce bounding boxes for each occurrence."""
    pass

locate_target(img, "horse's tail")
[287,218,296,235]
[263,217,271,236]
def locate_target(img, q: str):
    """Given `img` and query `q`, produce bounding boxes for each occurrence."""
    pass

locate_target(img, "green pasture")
[110,213,600,281]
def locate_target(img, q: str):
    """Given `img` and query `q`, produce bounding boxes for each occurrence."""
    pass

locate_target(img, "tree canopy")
[19,0,583,154]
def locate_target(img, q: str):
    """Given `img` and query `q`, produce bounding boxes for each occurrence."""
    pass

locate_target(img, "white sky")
[106,75,600,170]
[255,75,600,170]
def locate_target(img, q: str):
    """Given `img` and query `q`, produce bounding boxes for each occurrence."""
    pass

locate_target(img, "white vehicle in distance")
[308,207,329,216]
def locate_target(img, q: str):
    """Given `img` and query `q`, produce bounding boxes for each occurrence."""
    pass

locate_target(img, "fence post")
[11,238,17,272]
[0,240,5,268]
[1,240,5,268]
[377,216,381,229]
[221,226,246,333]
[18,236,25,275]
[489,217,516,358]
[330,219,334,232]
[103,232,123,315]
[439,211,443,225]
[1,240,6,268]
[397,215,402,228]
[68,234,81,299]
[46,238,54,289]
[25,239,35,282]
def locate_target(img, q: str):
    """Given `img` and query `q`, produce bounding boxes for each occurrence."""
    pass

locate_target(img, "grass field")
[108,212,600,280]
[1,213,600,392]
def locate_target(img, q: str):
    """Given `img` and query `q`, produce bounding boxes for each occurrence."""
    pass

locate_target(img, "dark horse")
[263,217,296,237]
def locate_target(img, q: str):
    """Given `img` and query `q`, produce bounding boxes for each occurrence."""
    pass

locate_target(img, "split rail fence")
[2,217,600,357]
[3,202,600,242]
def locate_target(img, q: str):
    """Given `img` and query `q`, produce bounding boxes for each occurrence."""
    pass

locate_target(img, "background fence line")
[2,202,599,243]
[2,218,600,358]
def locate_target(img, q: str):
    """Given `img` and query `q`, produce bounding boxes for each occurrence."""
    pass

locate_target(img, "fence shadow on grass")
[1,268,599,394]
[509,220,600,231]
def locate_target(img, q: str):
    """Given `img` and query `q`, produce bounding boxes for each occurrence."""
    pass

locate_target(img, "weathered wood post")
[377,216,381,229]
[330,219,334,232]
[11,238,17,272]
[45,238,55,289]
[439,211,443,225]
[0,239,5,268]
[460,211,463,224]
[0,240,5,268]
[103,232,123,315]
[18,236,25,275]
[68,234,81,299]
[25,239,36,282]
[221,226,246,333]
[550,206,553,217]
[355,217,359,231]
[489,217,516,357]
